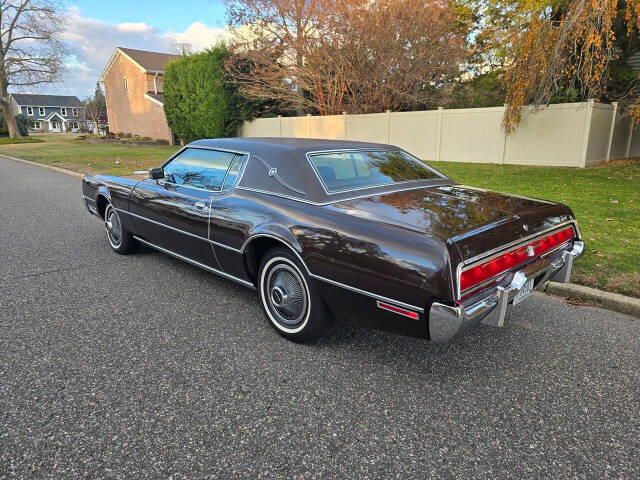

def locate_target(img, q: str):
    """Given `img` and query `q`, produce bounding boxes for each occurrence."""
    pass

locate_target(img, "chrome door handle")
[194,201,208,211]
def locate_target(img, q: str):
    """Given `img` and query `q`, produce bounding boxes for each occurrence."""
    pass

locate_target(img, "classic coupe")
[82,138,583,342]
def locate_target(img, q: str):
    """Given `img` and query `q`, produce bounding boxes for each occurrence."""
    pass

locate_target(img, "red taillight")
[460,227,574,293]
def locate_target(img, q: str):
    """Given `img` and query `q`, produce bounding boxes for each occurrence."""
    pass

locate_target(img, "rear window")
[309,150,443,194]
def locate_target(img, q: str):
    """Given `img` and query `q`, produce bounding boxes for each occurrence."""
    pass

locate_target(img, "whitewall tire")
[258,247,331,342]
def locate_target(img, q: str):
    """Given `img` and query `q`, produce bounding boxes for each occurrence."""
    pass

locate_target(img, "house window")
[34,121,41,129]
[27,106,33,115]
[123,77,129,93]
[73,121,79,129]
[61,107,67,116]
[72,108,78,117]
[38,107,45,116]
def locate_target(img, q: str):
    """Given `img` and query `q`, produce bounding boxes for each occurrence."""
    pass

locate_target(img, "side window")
[163,148,237,192]
[222,154,244,190]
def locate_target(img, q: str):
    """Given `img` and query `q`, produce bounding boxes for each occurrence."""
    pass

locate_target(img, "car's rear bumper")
[429,241,584,342]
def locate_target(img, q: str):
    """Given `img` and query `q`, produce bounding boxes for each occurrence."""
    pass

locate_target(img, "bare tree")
[226,0,341,114]
[337,0,468,113]
[226,0,469,115]
[84,81,106,135]
[0,0,65,137]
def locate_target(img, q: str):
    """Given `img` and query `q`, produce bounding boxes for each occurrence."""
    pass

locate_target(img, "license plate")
[512,278,534,306]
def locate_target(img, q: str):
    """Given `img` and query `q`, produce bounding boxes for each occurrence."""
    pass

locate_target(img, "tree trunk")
[0,69,21,138]
[1,96,21,138]
[93,119,99,135]
[295,5,305,117]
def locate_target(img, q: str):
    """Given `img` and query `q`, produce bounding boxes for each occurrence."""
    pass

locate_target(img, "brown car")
[82,138,583,342]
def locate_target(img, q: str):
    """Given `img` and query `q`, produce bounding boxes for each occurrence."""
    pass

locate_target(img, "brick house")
[100,47,181,144]
[10,94,85,133]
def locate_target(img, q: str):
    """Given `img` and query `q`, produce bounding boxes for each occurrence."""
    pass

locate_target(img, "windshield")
[308,150,444,194]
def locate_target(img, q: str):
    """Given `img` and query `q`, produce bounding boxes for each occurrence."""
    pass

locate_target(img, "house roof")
[119,47,181,72]
[43,111,66,121]
[11,94,82,107]
[100,47,181,81]
[144,92,164,106]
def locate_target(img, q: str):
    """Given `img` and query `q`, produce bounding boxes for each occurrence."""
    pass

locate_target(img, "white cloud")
[117,22,154,33]
[166,22,229,51]
[33,7,229,98]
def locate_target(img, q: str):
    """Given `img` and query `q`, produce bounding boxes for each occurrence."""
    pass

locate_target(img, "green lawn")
[0,136,44,145]
[433,159,640,298]
[1,134,637,297]
[0,134,178,176]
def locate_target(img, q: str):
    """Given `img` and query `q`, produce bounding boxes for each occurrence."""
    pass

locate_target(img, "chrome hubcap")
[266,263,307,327]
[271,286,287,307]
[105,207,122,247]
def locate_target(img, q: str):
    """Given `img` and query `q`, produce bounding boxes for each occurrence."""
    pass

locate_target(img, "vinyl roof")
[185,137,450,204]
[189,137,395,154]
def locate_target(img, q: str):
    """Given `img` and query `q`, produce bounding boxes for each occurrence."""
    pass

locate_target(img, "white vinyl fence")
[239,100,634,167]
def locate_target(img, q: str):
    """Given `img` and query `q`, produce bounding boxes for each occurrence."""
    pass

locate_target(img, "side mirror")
[149,167,164,180]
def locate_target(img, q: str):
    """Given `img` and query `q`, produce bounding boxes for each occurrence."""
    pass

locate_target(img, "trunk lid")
[334,185,573,260]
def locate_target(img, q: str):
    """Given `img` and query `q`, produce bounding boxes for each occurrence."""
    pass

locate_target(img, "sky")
[36,0,229,98]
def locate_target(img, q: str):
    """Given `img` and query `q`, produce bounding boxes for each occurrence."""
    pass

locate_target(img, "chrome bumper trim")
[429,241,584,342]
[83,194,99,216]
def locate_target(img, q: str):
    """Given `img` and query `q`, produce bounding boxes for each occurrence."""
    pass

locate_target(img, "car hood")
[333,185,574,260]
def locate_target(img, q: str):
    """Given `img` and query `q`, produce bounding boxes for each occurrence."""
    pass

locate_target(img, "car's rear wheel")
[104,203,138,254]
[258,247,331,342]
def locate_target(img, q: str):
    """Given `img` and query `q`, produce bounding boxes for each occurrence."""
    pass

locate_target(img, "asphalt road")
[1,156,638,480]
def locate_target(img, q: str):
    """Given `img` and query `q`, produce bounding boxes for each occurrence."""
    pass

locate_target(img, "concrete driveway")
[1,156,638,479]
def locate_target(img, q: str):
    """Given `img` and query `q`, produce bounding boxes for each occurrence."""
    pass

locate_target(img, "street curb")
[543,281,640,318]
[1,154,84,178]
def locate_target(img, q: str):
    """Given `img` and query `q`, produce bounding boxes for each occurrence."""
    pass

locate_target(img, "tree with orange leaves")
[495,0,640,131]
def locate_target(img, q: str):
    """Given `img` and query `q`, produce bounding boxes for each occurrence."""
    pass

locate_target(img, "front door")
[51,121,60,132]
[129,147,240,268]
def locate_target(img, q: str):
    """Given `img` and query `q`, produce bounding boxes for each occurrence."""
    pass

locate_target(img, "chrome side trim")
[212,240,242,253]
[133,235,256,289]
[240,233,307,270]
[305,148,447,196]
[117,208,208,242]
[116,208,243,252]
[241,232,424,312]
[310,273,425,313]
[236,182,450,207]
[236,186,321,205]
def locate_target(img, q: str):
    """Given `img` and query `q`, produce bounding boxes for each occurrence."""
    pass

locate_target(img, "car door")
[129,147,240,268]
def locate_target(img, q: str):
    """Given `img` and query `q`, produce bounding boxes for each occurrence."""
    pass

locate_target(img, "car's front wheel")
[258,247,331,342]
[104,203,138,254]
